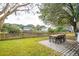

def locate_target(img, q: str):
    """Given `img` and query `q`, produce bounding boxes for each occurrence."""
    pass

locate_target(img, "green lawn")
[0,37,60,56]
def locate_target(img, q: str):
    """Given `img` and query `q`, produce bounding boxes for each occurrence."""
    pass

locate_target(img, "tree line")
[1,23,47,33]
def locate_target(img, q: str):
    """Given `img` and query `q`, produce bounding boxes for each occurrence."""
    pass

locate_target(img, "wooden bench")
[49,34,66,44]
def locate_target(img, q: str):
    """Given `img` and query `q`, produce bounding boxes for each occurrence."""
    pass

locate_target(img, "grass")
[0,37,60,56]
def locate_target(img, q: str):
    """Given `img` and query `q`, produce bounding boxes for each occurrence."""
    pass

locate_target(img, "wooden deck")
[39,39,79,56]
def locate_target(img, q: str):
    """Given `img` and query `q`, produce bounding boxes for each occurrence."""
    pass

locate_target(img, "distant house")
[22,26,32,33]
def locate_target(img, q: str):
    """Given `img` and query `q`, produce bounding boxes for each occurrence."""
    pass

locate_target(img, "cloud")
[4,13,45,26]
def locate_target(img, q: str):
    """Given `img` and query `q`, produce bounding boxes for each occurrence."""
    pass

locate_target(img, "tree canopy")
[0,3,36,30]
[39,3,79,27]
[1,23,22,33]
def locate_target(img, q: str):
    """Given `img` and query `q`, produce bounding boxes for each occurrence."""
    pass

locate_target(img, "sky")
[4,4,48,27]
[4,13,45,26]
[4,4,52,28]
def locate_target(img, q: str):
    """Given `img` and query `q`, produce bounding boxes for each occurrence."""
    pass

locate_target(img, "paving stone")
[39,39,79,56]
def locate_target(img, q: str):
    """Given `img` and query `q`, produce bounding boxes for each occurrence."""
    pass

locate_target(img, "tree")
[39,3,68,26]
[40,25,46,29]
[17,24,25,30]
[2,23,21,33]
[1,23,10,32]
[63,3,79,38]
[35,25,46,32]
[48,26,66,33]
[0,3,34,30]
[39,3,79,40]
[25,24,35,29]
[48,27,54,33]
[55,26,66,32]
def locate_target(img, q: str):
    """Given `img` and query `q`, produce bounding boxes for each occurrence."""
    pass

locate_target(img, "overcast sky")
[4,13,45,26]
[4,4,47,26]
[4,4,52,28]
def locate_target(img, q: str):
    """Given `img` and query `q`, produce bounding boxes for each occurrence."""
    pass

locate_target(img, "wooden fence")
[0,32,75,41]
[0,32,48,40]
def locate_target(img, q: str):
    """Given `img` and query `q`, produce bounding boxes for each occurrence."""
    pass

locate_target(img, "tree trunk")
[0,12,9,31]
[72,22,77,40]
[0,19,5,32]
[0,19,5,29]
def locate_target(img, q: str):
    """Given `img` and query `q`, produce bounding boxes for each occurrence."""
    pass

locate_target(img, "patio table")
[49,34,66,44]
